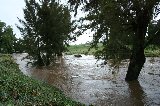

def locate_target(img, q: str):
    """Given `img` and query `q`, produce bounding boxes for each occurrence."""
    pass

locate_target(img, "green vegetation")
[0,21,16,54]
[0,54,83,106]
[66,44,160,57]
[145,45,160,57]
[18,0,74,66]
[68,0,160,81]
[66,43,102,55]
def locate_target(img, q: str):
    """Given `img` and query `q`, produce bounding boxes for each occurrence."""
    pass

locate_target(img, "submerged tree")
[68,0,160,81]
[18,0,73,66]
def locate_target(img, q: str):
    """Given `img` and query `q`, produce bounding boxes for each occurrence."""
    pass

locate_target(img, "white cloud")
[70,30,93,45]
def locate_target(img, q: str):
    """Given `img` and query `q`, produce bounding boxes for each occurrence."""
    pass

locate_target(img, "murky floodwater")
[13,53,160,106]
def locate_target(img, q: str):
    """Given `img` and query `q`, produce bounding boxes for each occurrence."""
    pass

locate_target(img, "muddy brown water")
[13,53,160,106]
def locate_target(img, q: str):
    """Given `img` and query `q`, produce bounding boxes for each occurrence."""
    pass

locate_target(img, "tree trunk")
[37,54,44,66]
[46,53,50,66]
[37,37,44,66]
[125,9,149,81]
[125,46,146,81]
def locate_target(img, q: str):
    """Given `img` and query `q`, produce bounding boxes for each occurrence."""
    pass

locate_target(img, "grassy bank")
[66,44,160,57]
[66,43,102,55]
[0,54,83,106]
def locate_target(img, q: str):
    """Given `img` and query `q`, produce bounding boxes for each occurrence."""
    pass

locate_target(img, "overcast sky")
[0,0,25,37]
[0,0,92,45]
[1,1,159,45]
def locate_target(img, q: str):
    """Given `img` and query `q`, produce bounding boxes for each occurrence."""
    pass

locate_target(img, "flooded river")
[13,53,160,106]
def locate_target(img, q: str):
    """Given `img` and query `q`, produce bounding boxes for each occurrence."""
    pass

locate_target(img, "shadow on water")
[127,80,145,106]
[13,54,160,106]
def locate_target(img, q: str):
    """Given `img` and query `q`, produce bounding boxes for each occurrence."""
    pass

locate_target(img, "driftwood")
[74,54,82,57]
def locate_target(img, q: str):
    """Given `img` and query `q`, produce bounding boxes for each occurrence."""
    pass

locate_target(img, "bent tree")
[18,0,73,66]
[68,0,160,81]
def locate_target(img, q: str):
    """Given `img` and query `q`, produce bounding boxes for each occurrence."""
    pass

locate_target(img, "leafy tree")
[13,38,26,53]
[68,0,160,81]
[18,0,73,66]
[147,19,160,46]
[0,21,15,54]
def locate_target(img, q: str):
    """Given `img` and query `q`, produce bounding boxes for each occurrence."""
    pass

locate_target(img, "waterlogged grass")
[0,54,83,106]
[66,44,160,57]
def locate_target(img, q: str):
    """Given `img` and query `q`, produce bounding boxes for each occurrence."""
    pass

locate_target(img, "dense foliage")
[0,54,83,106]
[0,21,16,54]
[147,19,160,46]
[18,0,74,66]
[13,38,26,53]
[68,0,160,81]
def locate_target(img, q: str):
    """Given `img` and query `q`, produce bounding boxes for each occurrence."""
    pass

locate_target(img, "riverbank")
[66,44,160,57]
[0,54,83,106]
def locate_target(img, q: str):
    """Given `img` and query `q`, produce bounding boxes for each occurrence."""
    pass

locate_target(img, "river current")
[13,53,160,106]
